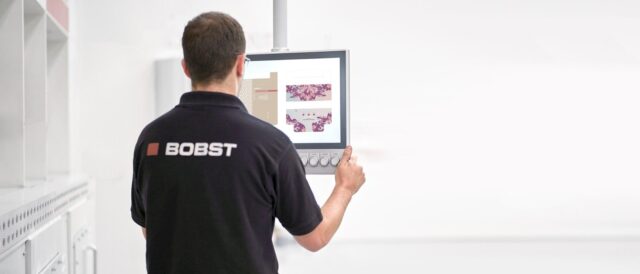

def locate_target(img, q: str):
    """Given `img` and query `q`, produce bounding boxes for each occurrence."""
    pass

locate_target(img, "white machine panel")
[0,243,26,274]
[71,228,93,274]
[67,201,94,274]
[26,216,68,274]
[154,58,191,116]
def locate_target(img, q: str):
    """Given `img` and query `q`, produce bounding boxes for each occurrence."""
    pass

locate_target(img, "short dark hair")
[182,12,246,85]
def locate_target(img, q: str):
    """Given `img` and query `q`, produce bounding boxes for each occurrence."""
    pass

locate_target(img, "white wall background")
[69,0,640,273]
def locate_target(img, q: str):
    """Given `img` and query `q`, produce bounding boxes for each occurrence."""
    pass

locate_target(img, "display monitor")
[240,50,349,174]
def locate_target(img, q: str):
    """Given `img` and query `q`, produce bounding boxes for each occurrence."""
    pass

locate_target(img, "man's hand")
[335,146,366,195]
[294,146,365,252]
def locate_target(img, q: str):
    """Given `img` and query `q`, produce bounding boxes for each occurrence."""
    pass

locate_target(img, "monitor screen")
[240,51,348,149]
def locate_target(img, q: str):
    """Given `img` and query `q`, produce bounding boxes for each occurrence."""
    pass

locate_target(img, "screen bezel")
[245,50,349,149]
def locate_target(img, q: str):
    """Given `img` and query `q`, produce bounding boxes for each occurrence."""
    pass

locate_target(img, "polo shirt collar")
[179,91,247,112]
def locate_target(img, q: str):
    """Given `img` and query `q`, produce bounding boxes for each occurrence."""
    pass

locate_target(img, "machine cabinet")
[26,216,68,274]
[0,180,94,273]
[0,243,27,274]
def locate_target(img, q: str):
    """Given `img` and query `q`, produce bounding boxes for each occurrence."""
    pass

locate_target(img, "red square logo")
[147,143,159,156]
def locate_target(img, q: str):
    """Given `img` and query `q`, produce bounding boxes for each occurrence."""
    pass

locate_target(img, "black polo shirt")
[131,91,322,274]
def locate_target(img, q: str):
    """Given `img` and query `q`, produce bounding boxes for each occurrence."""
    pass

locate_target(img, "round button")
[330,157,340,166]
[300,156,309,165]
[320,156,329,166]
[309,156,319,166]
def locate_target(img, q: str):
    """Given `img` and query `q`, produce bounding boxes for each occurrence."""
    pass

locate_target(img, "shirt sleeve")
[131,140,146,227]
[274,145,323,236]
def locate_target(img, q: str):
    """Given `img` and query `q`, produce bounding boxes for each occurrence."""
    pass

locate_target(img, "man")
[131,11,365,273]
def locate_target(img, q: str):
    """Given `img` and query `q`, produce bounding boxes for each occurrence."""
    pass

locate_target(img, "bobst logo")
[147,142,238,157]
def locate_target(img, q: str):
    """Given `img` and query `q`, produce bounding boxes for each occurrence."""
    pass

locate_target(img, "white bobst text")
[165,142,238,157]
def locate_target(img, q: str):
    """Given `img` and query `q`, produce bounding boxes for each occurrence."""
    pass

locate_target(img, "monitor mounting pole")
[272,0,289,52]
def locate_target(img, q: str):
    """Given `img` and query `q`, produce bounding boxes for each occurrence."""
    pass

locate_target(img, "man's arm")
[294,146,365,252]
[131,135,148,239]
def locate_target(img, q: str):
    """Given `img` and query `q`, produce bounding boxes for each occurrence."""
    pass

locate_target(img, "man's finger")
[340,146,353,164]
[349,155,358,164]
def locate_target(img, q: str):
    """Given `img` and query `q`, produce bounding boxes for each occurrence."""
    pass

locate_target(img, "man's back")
[131,91,322,273]
[131,11,365,273]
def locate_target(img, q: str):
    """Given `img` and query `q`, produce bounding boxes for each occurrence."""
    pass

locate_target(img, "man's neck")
[192,79,237,96]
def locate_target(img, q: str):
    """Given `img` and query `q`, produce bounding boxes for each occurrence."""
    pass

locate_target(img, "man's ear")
[181,59,191,78]
[236,54,245,78]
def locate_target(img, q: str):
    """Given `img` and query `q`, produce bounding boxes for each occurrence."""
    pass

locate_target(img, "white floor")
[277,239,640,274]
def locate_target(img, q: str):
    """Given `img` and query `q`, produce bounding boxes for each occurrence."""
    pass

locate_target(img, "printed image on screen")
[286,84,332,101]
[286,109,332,132]
[239,57,342,144]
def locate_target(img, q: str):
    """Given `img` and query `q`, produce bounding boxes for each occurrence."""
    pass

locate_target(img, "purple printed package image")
[285,109,333,132]
[285,84,332,101]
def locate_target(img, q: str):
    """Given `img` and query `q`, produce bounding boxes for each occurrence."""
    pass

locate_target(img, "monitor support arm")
[273,0,289,52]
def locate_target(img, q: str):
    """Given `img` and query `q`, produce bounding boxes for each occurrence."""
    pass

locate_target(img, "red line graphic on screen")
[286,84,332,101]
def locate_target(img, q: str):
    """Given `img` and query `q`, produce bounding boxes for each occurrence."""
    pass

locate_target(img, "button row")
[299,152,340,167]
